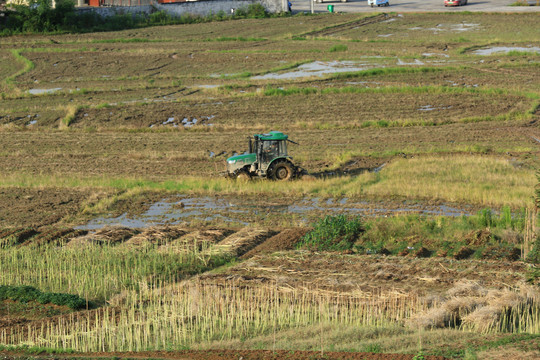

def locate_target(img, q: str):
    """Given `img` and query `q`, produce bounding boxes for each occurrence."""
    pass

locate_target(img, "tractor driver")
[262,141,278,161]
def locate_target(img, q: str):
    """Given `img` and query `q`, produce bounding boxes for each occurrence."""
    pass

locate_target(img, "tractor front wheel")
[236,170,251,181]
[271,161,294,181]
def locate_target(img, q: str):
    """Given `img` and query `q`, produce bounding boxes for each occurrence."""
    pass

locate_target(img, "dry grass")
[1,280,427,352]
[364,155,536,207]
[408,281,540,334]
[0,154,534,210]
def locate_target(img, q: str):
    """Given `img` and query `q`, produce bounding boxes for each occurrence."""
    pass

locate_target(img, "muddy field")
[1,11,539,360]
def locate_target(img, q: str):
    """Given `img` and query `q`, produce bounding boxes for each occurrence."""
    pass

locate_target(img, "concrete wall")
[76,0,287,18]
[77,4,152,16]
[155,0,286,15]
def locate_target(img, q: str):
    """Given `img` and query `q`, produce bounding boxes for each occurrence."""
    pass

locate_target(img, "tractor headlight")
[228,160,235,164]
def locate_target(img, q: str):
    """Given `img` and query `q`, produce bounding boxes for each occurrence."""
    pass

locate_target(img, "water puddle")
[251,61,378,80]
[151,115,215,128]
[197,84,220,89]
[371,163,386,173]
[410,23,480,33]
[472,46,540,56]
[418,105,452,111]
[77,197,249,230]
[76,196,474,230]
[397,59,424,66]
[27,88,63,95]
[422,53,449,58]
[378,34,393,38]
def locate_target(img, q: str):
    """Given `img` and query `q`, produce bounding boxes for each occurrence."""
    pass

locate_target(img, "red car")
[445,0,467,6]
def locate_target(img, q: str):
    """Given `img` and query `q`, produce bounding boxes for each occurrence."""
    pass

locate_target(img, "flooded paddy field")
[1,11,539,360]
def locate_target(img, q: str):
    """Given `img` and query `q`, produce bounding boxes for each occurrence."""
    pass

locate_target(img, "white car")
[368,0,390,6]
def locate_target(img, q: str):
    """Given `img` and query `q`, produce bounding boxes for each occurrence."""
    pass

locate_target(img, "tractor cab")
[253,131,289,170]
[225,131,299,180]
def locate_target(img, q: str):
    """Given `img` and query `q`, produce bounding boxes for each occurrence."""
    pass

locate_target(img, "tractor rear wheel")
[271,161,294,181]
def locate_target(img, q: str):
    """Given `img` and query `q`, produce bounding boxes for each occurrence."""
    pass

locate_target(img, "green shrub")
[297,215,364,251]
[0,285,88,309]
[148,10,172,25]
[475,207,526,231]
[235,3,268,18]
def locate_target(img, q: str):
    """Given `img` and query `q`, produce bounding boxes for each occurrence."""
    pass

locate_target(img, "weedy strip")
[4,49,34,86]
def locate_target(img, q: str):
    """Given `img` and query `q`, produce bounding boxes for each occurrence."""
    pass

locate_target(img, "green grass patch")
[263,86,318,96]
[4,49,34,85]
[90,38,160,44]
[509,1,534,5]
[205,36,267,42]
[329,66,452,80]
[329,44,348,52]
[0,344,76,355]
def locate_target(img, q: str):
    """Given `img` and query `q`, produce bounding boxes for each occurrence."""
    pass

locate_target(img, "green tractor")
[224,131,303,180]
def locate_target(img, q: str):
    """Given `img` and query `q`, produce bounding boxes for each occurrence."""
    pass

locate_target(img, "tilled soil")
[0,188,89,228]
[0,349,448,360]
[0,123,537,182]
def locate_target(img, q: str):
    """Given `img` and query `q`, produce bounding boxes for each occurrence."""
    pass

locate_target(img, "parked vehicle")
[444,0,467,6]
[368,0,389,7]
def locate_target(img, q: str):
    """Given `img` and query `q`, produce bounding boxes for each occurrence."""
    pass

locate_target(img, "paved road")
[291,0,540,13]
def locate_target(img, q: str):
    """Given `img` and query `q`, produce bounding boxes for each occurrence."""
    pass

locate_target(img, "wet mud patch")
[76,195,475,230]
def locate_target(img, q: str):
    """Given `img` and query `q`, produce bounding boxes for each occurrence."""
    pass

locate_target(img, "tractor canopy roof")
[255,131,288,141]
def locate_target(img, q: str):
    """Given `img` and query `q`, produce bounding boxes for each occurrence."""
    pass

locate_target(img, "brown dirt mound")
[413,247,432,258]
[66,226,140,247]
[19,228,87,247]
[0,317,29,329]
[454,247,475,260]
[205,228,277,257]
[241,228,310,259]
[121,226,188,248]
[159,229,234,253]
